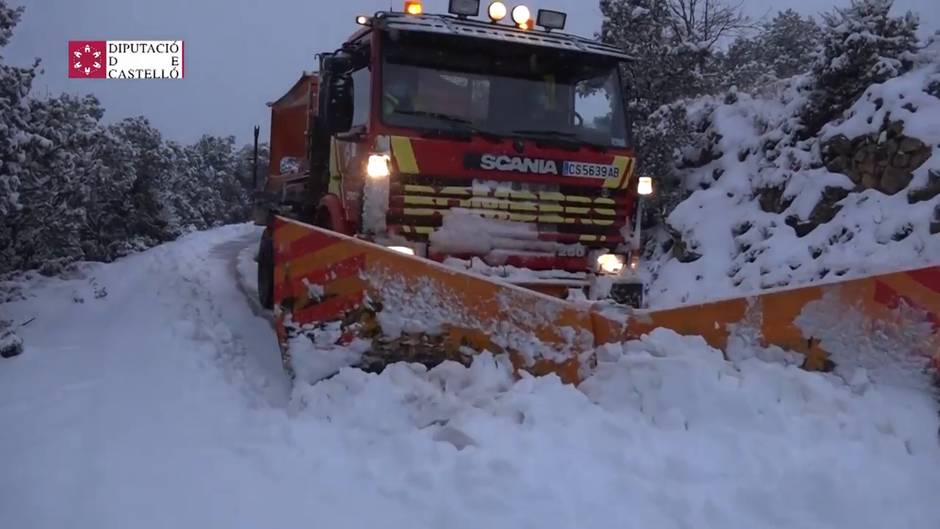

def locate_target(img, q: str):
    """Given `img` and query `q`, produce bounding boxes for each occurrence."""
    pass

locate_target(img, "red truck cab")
[258,2,647,306]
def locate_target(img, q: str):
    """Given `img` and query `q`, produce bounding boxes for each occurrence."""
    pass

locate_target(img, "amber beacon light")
[404,0,423,15]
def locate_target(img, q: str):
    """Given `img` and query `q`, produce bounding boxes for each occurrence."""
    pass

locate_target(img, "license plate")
[562,161,620,179]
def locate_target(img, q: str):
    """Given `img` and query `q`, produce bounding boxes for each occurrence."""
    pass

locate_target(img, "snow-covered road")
[1,225,939,529]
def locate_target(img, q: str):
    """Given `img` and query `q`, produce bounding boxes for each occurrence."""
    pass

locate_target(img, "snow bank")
[648,48,940,308]
[3,225,937,529]
[291,328,940,529]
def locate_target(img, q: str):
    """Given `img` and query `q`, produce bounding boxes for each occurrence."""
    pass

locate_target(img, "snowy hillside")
[2,225,939,529]
[646,39,940,308]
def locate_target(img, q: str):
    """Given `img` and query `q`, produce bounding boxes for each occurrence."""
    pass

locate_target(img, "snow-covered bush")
[0,319,22,358]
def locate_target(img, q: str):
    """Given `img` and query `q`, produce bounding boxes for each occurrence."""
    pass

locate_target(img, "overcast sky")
[7,0,938,145]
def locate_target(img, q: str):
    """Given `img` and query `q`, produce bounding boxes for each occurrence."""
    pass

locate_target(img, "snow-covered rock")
[0,326,22,358]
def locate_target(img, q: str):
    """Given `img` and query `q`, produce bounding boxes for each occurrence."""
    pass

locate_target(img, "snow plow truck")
[256,0,940,385]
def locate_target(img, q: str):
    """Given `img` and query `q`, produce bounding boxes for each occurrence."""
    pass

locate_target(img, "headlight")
[367,154,391,179]
[637,176,653,196]
[596,253,626,275]
[388,246,415,256]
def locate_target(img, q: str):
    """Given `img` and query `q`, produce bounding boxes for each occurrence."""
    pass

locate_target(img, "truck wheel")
[610,282,644,308]
[314,206,333,231]
[258,229,274,310]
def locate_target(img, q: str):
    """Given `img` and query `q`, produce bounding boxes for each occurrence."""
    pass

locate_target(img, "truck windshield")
[381,35,629,148]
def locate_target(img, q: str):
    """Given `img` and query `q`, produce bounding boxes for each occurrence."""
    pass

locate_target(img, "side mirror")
[319,54,354,135]
[327,73,353,134]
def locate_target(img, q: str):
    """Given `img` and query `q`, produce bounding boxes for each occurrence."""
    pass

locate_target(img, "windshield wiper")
[510,129,578,137]
[511,129,609,152]
[393,109,473,139]
[509,129,581,150]
[394,110,504,142]
[392,109,472,126]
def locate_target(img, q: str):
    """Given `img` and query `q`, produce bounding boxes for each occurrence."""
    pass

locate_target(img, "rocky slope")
[645,40,940,308]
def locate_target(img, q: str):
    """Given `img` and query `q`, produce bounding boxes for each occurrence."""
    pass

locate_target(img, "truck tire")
[258,229,274,310]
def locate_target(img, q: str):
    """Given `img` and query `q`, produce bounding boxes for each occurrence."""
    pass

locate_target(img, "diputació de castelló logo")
[68,40,184,79]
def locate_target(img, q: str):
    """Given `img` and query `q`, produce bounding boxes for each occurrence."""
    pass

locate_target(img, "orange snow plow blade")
[272,216,940,384]
[621,269,940,374]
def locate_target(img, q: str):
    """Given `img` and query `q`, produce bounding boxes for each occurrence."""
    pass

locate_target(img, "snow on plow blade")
[622,267,940,379]
[271,217,609,383]
[272,216,940,384]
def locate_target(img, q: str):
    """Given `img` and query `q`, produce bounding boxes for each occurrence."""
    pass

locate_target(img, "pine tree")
[12,94,106,273]
[724,10,822,91]
[82,117,138,261]
[108,117,177,244]
[0,0,37,256]
[762,10,823,80]
[599,0,748,232]
[802,0,919,135]
[186,135,246,227]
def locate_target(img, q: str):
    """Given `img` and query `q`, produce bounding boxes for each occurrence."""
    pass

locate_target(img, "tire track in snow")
[153,226,289,407]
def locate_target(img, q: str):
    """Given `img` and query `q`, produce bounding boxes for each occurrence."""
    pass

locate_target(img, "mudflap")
[271,216,940,387]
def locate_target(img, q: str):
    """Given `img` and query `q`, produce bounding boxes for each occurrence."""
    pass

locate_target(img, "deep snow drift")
[2,225,939,529]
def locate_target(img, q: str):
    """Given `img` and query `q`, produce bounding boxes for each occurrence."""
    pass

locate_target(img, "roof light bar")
[511,5,531,29]
[448,0,481,17]
[536,9,566,31]
[487,1,508,22]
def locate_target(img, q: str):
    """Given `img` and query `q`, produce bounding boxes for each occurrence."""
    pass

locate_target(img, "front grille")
[387,177,630,247]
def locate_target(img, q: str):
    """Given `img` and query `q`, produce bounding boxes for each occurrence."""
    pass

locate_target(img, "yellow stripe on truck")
[603,157,624,189]
[391,136,420,174]
[328,138,342,195]
[402,185,620,207]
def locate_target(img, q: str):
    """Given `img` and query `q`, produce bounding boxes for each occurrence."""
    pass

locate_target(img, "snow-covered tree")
[10,94,107,273]
[186,135,247,227]
[724,10,822,90]
[0,0,36,225]
[599,0,749,233]
[802,0,919,135]
[600,0,748,118]
[762,10,823,80]
[108,117,177,243]
[81,119,139,261]
[0,1,278,275]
